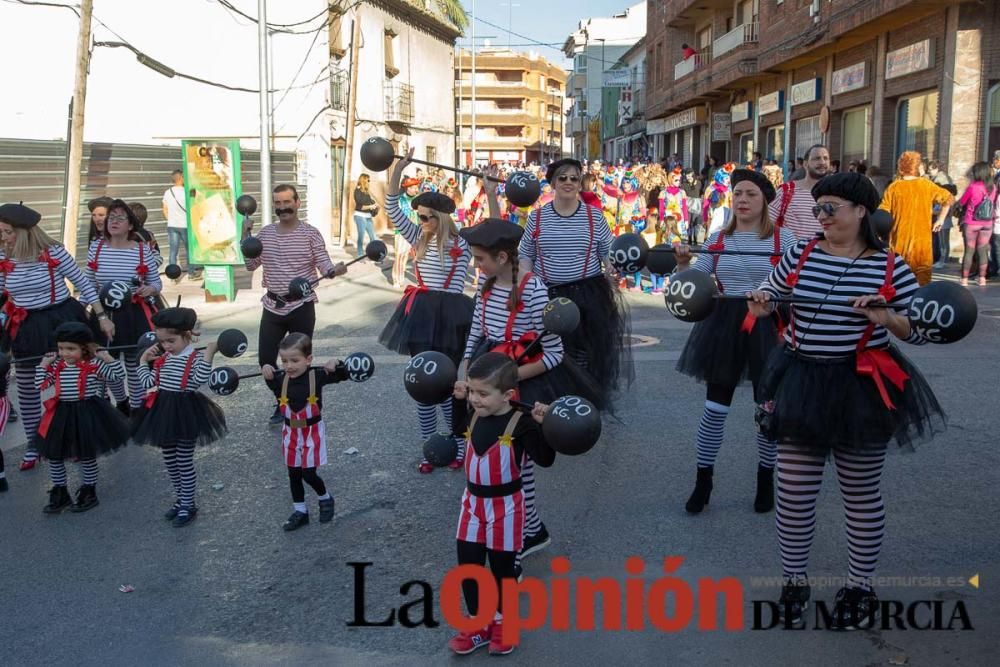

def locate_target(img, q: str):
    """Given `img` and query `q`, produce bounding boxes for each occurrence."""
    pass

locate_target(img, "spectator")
[352,174,380,256]
[752,151,763,172]
[701,155,719,186]
[927,160,954,268]
[681,43,697,60]
[831,159,841,173]
[127,201,161,258]
[954,161,995,286]
[87,196,113,244]
[867,165,889,198]
[790,158,806,180]
[160,169,201,281]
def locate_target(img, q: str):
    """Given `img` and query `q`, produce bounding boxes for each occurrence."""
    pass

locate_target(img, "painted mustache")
[275,207,295,216]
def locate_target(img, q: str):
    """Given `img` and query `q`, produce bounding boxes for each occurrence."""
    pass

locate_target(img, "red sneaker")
[447,458,463,470]
[488,620,515,655]
[19,457,38,472]
[417,462,434,474]
[447,625,491,655]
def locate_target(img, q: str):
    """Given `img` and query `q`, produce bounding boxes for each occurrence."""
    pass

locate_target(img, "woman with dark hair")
[87,196,113,244]
[352,173,380,257]
[954,161,996,286]
[747,172,945,628]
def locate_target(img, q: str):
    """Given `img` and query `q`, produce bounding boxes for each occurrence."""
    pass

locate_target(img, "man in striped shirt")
[243,184,345,424]
[768,144,831,240]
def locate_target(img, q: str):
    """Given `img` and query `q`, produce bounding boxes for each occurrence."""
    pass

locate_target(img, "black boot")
[685,466,713,514]
[318,497,335,523]
[70,484,99,512]
[43,485,72,514]
[754,465,775,513]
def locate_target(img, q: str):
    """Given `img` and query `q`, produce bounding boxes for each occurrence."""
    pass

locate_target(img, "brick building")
[646,0,1000,186]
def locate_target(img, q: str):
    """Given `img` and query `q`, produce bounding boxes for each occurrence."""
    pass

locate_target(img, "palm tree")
[436,0,469,31]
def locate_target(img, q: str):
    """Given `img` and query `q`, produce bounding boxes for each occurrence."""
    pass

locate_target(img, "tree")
[436,0,468,31]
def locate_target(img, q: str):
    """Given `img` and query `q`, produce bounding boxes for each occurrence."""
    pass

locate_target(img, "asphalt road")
[1,261,997,666]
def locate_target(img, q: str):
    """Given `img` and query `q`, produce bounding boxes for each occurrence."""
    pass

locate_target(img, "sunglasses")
[417,214,435,222]
[811,202,853,218]
[557,175,581,183]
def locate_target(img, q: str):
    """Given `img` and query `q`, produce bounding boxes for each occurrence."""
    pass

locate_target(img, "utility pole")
[61,0,93,257]
[258,0,272,222]
[470,0,477,168]
[339,16,362,249]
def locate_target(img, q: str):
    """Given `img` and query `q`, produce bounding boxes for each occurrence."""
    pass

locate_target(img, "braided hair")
[481,242,522,313]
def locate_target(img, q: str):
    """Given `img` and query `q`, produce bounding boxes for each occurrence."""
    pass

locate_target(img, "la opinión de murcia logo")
[347,558,975,644]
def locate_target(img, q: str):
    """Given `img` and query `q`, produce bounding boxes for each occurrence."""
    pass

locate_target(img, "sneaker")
[282,510,310,531]
[173,507,198,527]
[318,498,335,523]
[0,477,9,492]
[447,458,463,470]
[777,579,811,627]
[651,288,663,295]
[520,524,551,559]
[488,620,515,656]
[978,276,987,287]
[268,404,284,426]
[960,277,969,286]
[19,456,38,472]
[831,586,879,631]
[418,461,434,474]
[447,625,492,655]
[164,503,181,520]
[69,484,99,513]
[43,485,72,514]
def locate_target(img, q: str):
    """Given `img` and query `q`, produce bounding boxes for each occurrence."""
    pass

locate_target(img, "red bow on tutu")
[401,285,428,315]
[490,332,543,365]
[2,300,27,340]
[856,349,909,410]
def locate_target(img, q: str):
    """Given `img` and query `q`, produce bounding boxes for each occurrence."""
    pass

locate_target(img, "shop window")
[841,107,870,164]
[765,125,785,165]
[987,85,1000,159]
[795,115,821,160]
[739,133,754,165]
[896,91,939,161]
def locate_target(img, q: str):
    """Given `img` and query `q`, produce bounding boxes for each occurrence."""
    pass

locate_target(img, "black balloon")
[135,331,159,358]
[241,235,263,259]
[236,195,257,216]
[99,280,133,311]
[906,281,978,344]
[403,351,457,405]
[365,240,388,261]
[360,137,396,172]
[287,277,313,301]
[164,264,182,280]
[871,209,893,241]
[664,269,718,323]
[422,433,458,467]
[208,366,240,395]
[217,329,248,358]
[646,244,679,275]
[344,352,375,382]
[542,395,602,456]
[609,233,649,274]
[506,171,541,208]
[542,297,580,336]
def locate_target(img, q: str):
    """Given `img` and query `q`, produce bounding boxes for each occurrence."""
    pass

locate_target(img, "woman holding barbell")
[674,169,796,515]
[746,172,945,628]
[84,199,163,415]
[0,203,113,471]
[380,149,475,474]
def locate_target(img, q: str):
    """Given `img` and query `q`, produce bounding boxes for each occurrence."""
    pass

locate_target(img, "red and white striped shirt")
[768,182,822,241]
[244,220,335,315]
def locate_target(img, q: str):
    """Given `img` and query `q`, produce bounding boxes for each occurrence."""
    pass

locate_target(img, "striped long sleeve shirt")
[0,244,99,309]
[35,358,124,399]
[691,229,797,294]
[136,346,212,392]
[386,194,471,292]
[84,239,162,294]
[518,201,612,286]
[243,220,335,315]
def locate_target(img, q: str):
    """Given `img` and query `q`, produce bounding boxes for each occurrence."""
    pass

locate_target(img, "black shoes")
[685,466,714,513]
[43,486,72,514]
[283,511,310,531]
[831,586,880,631]
[69,484,99,512]
[268,404,283,426]
[318,497,335,523]
[777,579,811,627]
[173,506,197,527]
[0,477,8,493]
[754,465,775,513]
[520,524,551,558]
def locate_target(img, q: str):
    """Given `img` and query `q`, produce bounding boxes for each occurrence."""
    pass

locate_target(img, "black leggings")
[706,382,762,407]
[457,540,518,616]
[258,302,317,368]
[288,466,326,502]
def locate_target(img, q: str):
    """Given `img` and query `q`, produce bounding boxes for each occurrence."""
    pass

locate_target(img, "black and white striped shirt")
[760,240,926,356]
[34,358,124,400]
[84,239,162,293]
[136,346,212,392]
[518,202,612,286]
[464,274,563,370]
[387,194,471,292]
[0,244,99,309]
[691,229,797,294]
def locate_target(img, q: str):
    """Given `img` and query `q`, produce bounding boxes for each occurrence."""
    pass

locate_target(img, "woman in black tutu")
[378,149,474,473]
[35,322,130,513]
[747,172,946,628]
[84,199,164,415]
[458,218,602,563]
[132,307,227,527]
[517,158,632,410]
[0,203,114,470]
[674,169,796,515]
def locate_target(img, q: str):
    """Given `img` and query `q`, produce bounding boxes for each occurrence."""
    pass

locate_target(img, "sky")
[459,0,639,66]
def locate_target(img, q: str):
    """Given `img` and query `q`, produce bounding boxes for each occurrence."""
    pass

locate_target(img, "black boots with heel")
[685,466,713,514]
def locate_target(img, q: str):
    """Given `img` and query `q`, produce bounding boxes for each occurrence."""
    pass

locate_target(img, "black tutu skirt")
[548,274,634,405]
[379,289,473,365]
[3,298,96,357]
[675,299,782,389]
[471,339,604,408]
[36,397,130,460]
[758,345,946,454]
[131,390,228,448]
[89,297,163,349]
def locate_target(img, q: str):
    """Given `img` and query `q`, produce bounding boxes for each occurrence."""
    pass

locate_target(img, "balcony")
[674,50,711,80]
[570,71,587,92]
[330,69,348,112]
[713,22,758,59]
[665,0,737,27]
[458,134,527,145]
[458,109,534,126]
[384,81,414,124]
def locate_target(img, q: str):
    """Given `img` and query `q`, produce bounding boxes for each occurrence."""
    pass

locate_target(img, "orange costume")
[879,178,952,286]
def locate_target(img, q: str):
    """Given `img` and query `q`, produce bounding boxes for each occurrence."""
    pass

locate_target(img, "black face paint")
[275,207,295,216]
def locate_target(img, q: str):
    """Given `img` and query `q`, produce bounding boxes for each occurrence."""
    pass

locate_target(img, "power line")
[473,14,645,67]
[213,0,332,32]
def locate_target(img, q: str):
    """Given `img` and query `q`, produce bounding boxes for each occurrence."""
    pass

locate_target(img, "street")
[1,255,997,666]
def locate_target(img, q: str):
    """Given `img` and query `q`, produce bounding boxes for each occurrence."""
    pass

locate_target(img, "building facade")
[601,37,648,163]
[646,0,1000,186]
[454,49,566,166]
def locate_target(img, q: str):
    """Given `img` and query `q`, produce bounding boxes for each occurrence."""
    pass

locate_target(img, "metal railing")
[713,22,758,58]
[384,81,414,123]
[674,50,711,80]
[330,69,348,111]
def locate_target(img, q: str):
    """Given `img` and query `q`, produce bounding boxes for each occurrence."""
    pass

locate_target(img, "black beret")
[410,192,456,214]
[0,203,42,229]
[546,158,583,183]
[151,307,198,332]
[54,321,94,346]
[458,218,524,249]
[730,168,777,203]
[87,196,114,213]
[811,172,881,213]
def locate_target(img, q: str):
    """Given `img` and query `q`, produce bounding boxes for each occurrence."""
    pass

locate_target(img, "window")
[987,85,1000,159]
[697,27,712,50]
[765,125,785,164]
[841,107,870,163]
[575,53,587,73]
[329,11,345,59]
[656,42,664,83]
[426,146,437,164]
[795,115,821,160]
[739,132,754,164]
[384,28,399,78]
[896,91,939,161]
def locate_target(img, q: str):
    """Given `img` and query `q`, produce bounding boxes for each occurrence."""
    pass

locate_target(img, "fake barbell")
[208,352,374,395]
[285,241,388,301]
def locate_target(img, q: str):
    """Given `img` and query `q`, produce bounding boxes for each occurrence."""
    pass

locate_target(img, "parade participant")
[261,333,345,531]
[394,177,421,288]
[87,196,113,244]
[519,158,631,410]
[674,170,796,514]
[955,161,996,286]
[127,201,162,261]
[599,172,621,234]
[681,169,703,244]
[132,307,228,527]
[703,163,734,236]
[879,151,956,286]
[380,149,474,473]
[659,167,690,243]
[448,353,554,656]
[619,174,646,291]
[747,172,945,627]
[0,203,113,471]
[768,144,832,240]
[242,184,346,425]
[35,322,130,514]
[85,199,163,414]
